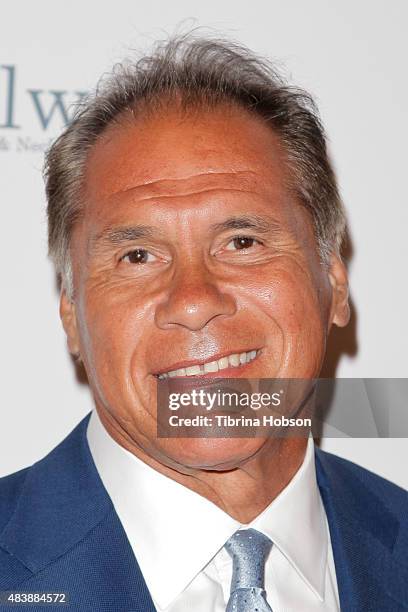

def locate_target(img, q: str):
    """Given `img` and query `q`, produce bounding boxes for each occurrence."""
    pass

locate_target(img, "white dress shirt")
[87,410,340,611]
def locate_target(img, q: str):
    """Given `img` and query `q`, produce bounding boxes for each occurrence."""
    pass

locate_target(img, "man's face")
[62,104,349,471]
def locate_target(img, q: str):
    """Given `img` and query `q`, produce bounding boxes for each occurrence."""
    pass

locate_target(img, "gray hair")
[45,32,346,300]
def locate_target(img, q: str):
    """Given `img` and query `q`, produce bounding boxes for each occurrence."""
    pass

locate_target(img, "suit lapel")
[315,448,408,611]
[0,415,156,611]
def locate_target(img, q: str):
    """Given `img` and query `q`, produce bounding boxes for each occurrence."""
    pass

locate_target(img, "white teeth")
[185,365,202,376]
[228,353,240,367]
[203,360,219,373]
[158,349,259,379]
[218,357,229,370]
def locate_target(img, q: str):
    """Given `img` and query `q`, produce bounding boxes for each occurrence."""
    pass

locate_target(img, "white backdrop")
[1,0,407,486]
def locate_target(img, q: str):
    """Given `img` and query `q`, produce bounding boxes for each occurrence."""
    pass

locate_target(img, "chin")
[161,436,266,472]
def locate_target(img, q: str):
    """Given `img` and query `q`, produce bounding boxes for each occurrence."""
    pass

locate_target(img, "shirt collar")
[87,409,327,608]
[250,435,328,600]
[87,410,239,608]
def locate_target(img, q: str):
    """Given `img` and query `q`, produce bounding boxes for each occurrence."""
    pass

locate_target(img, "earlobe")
[328,254,350,328]
[60,291,81,357]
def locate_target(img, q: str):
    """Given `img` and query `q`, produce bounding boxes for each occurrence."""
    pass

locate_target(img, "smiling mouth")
[156,349,260,379]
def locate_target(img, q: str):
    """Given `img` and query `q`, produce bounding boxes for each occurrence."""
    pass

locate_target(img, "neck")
[97,408,308,523]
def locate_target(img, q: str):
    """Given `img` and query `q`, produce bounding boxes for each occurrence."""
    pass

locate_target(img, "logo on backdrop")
[0,64,86,153]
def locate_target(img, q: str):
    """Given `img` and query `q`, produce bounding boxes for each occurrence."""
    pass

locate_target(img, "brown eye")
[122,249,152,264]
[226,236,257,250]
[233,236,254,249]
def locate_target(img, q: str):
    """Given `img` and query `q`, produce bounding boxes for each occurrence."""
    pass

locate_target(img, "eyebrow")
[89,225,159,254]
[210,215,282,234]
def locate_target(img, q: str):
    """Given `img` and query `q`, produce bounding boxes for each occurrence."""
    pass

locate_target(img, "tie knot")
[225,529,273,590]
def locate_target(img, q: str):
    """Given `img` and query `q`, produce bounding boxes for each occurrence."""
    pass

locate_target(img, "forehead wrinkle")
[115,186,264,208]
[109,170,260,199]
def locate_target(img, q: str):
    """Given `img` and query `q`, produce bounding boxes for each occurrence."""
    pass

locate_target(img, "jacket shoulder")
[315,447,408,520]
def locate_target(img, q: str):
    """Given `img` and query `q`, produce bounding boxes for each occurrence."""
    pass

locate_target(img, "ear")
[327,253,350,328]
[60,290,81,357]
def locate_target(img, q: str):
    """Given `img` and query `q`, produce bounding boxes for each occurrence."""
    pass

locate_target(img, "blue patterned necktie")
[225,529,273,612]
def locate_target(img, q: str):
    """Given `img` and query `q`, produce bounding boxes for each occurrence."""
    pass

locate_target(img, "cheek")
[76,289,153,401]
[243,263,325,324]
[239,263,329,373]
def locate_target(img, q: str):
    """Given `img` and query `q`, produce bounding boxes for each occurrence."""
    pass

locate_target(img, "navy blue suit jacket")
[0,414,407,611]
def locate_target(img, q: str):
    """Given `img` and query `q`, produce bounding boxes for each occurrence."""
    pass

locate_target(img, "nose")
[155,265,237,331]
